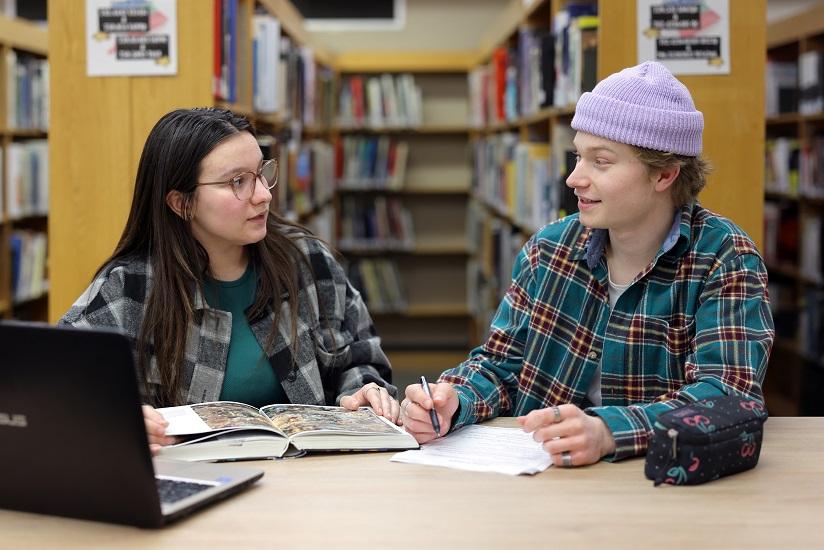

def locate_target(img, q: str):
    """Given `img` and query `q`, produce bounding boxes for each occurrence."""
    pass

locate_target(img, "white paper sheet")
[391,425,552,475]
[158,405,213,436]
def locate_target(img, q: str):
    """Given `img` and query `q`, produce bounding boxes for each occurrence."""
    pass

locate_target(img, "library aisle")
[7,0,813,412]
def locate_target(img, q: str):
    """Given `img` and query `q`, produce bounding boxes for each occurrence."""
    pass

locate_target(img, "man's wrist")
[597,417,617,457]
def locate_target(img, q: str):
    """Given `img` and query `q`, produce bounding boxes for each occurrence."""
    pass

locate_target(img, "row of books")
[2,139,48,221]
[345,258,406,314]
[0,0,46,23]
[765,136,824,198]
[798,214,824,284]
[216,2,332,127]
[250,10,334,126]
[258,135,334,221]
[553,7,599,109]
[468,5,597,126]
[799,289,824,366]
[6,50,48,131]
[337,74,423,129]
[766,50,824,116]
[335,136,409,190]
[337,196,414,251]
[250,12,287,113]
[214,0,248,104]
[10,229,47,303]
[303,202,334,244]
[762,201,823,285]
[470,127,578,233]
[763,201,798,268]
[466,202,526,327]
[768,280,799,341]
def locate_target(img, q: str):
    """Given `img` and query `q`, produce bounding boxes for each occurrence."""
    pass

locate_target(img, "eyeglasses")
[196,159,279,201]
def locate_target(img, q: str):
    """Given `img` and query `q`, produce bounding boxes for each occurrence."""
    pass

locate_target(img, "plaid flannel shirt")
[441,203,774,461]
[60,235,395,407]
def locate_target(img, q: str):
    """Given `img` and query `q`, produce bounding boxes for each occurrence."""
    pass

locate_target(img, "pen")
[419,375,442,437]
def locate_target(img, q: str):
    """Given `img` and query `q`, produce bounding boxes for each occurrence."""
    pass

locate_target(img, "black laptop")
[0,322,263,528]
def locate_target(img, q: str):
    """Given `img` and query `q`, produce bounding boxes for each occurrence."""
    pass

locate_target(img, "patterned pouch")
[644,395,768,486]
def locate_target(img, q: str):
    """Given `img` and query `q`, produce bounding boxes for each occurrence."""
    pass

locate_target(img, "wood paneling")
[48,0,213,322]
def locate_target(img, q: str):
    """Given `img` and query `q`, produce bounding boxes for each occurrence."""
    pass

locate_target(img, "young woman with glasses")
[61,108,399,454]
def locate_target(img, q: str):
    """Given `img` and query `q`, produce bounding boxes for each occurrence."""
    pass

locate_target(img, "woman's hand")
[341,383,401,424]
[518,404,616,467]
[400,382,459,443]
[142,404,177,456]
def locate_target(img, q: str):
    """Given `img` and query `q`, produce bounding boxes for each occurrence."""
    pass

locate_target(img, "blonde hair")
[633,147,712,207]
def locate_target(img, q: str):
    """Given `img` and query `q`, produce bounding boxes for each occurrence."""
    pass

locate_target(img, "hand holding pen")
[419,376,441,436]
[400,377,459,444]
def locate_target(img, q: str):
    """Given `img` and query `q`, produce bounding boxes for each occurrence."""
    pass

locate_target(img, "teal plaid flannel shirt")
[441,203,774,461]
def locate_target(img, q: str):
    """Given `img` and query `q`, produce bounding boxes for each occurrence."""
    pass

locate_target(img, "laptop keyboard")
[156,477,214,504]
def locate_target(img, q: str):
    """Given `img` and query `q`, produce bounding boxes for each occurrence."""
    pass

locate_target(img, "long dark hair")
[102,107,308,406]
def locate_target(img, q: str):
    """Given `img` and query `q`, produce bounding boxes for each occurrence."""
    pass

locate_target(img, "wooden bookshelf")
[334,51,475,74]
[385,349,469,369]
[763,4,824,416]
[403,181,469,194]
[0,14,47,54]
[467,0,766,339]
[333,56,476,371]
[0,15,48,321]
[48,0,335,322]
[336,124,471,135]
[413,238,470,255]
[403,303,469,317]
[46,0,769,382]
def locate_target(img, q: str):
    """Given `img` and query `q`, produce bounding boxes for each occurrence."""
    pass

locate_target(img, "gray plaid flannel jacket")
[59,235,396,407]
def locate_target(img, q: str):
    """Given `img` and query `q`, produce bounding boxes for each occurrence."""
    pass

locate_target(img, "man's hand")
[400,382,459,443]
[518,404,616,467]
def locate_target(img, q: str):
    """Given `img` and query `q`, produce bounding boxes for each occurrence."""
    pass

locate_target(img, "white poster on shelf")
[86,0,178,77]
[636,0,729,75]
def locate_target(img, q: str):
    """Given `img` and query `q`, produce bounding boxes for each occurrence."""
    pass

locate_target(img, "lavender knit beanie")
[571,61,703,156]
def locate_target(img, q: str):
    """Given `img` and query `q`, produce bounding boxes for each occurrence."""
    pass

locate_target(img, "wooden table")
[2,417,822,549]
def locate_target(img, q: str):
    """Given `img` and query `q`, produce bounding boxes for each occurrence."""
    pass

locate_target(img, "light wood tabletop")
[2,417,822,549]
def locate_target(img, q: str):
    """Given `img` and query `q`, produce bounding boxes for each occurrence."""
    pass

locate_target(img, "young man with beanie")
[400,61,774,467]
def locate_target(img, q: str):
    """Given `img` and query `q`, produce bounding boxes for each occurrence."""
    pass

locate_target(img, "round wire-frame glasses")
[196,159,279,200]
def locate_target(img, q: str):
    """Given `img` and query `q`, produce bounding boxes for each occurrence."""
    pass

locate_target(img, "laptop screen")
[0,322,164,526]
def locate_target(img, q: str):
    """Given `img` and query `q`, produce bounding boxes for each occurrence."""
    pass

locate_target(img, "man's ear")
[166,190,187,219]
[652,164,680,193]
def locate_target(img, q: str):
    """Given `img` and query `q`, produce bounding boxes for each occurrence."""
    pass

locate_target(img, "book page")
[390,425,552,475]
[260,404,403,437]
[160,402,277,436]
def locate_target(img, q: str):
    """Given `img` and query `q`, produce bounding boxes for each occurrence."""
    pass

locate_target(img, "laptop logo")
[0,413,28,428]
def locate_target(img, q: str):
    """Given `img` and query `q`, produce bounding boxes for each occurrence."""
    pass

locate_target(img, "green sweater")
[205,266,288,407]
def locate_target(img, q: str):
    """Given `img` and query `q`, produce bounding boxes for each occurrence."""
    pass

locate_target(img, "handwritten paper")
[391,425,552,475]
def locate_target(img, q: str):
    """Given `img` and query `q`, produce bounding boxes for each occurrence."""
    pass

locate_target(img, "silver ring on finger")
[367,386,382,397]
[552,405,561,424]
[561,450,572,468]
[401,399,410,416]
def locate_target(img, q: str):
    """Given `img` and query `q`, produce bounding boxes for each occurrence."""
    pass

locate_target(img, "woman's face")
[189,131,271,258]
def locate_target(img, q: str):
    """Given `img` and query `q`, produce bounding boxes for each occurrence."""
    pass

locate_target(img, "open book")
[156,402,418,462]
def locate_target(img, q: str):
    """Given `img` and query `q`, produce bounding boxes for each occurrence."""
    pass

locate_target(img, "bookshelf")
[48,0,335,322]
[468,0,767,387]
[763,3,824,416]
[47,0,767,389]
[0,15,48,321]
[332,53,475,377]
[467,0,593,334]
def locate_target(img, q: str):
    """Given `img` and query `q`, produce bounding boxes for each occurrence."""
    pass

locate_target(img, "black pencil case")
[644,395,768,486]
